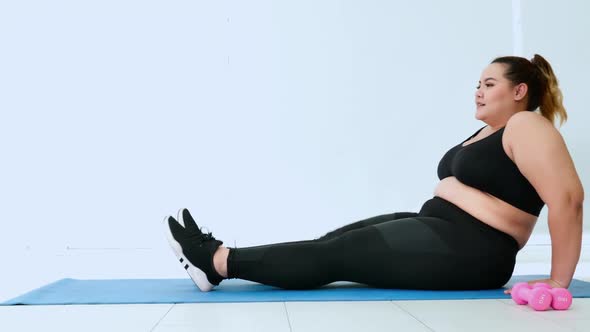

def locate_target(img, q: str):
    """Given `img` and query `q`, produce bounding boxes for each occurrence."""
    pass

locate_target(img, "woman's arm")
[504,200,582,292]
[505,111,585,288]
[547,198,583,287]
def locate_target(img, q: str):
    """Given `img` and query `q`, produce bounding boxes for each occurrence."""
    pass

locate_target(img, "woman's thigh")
[364,217,515,290]
[319,212,418,240]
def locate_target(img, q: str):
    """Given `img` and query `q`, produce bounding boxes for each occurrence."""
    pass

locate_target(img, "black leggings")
[226,197,519,290]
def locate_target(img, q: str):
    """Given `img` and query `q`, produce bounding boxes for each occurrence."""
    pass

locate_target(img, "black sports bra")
[437,126,544,216]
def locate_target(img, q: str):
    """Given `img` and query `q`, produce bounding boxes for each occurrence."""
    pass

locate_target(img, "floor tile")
[286,301,431,332]
[154,302,290,332]
[397,299,531,321]
[421,317,574,332]
[498,298,590,320]
[556,319,590,332]
[396,299,576,332]
[0,304,172,332]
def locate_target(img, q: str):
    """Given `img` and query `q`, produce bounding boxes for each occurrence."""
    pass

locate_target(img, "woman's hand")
[503,278,563,294]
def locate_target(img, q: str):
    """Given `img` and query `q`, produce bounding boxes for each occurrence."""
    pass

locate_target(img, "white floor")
[1,236,589,332]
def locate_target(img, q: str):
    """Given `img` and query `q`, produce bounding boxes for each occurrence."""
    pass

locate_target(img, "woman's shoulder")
[504,111,561,146]
[507,110,549,126]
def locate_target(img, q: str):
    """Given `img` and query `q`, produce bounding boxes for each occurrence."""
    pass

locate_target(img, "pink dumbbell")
[532,283,573,310]
[511,282,553,311]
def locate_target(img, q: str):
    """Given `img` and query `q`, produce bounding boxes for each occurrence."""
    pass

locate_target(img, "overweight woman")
[165,54,584,293]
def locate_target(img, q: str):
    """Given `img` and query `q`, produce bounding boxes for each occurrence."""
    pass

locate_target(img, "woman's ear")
[514,83,528,101]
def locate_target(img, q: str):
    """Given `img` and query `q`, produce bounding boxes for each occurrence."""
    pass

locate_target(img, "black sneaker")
[164,208,224,291]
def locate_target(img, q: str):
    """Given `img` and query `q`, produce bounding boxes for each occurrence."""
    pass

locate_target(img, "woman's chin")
[474,108,487,121]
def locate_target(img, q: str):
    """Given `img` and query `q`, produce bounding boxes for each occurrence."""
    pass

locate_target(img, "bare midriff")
[434,176,537,249]
[433,128,538,249]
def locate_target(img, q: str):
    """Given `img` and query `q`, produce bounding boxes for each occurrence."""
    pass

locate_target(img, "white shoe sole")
[164,211,215,292]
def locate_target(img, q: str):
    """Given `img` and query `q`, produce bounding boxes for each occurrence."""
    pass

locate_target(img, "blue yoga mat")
[3,275,590,305]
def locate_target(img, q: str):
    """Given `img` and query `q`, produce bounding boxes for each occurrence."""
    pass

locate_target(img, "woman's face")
[474,63,522,123]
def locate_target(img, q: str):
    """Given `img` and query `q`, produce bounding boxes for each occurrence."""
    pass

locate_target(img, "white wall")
[520,0,590,232]
[0,0,587,298]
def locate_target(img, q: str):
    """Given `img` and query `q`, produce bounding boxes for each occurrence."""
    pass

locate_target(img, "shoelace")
[187,229,217,247]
